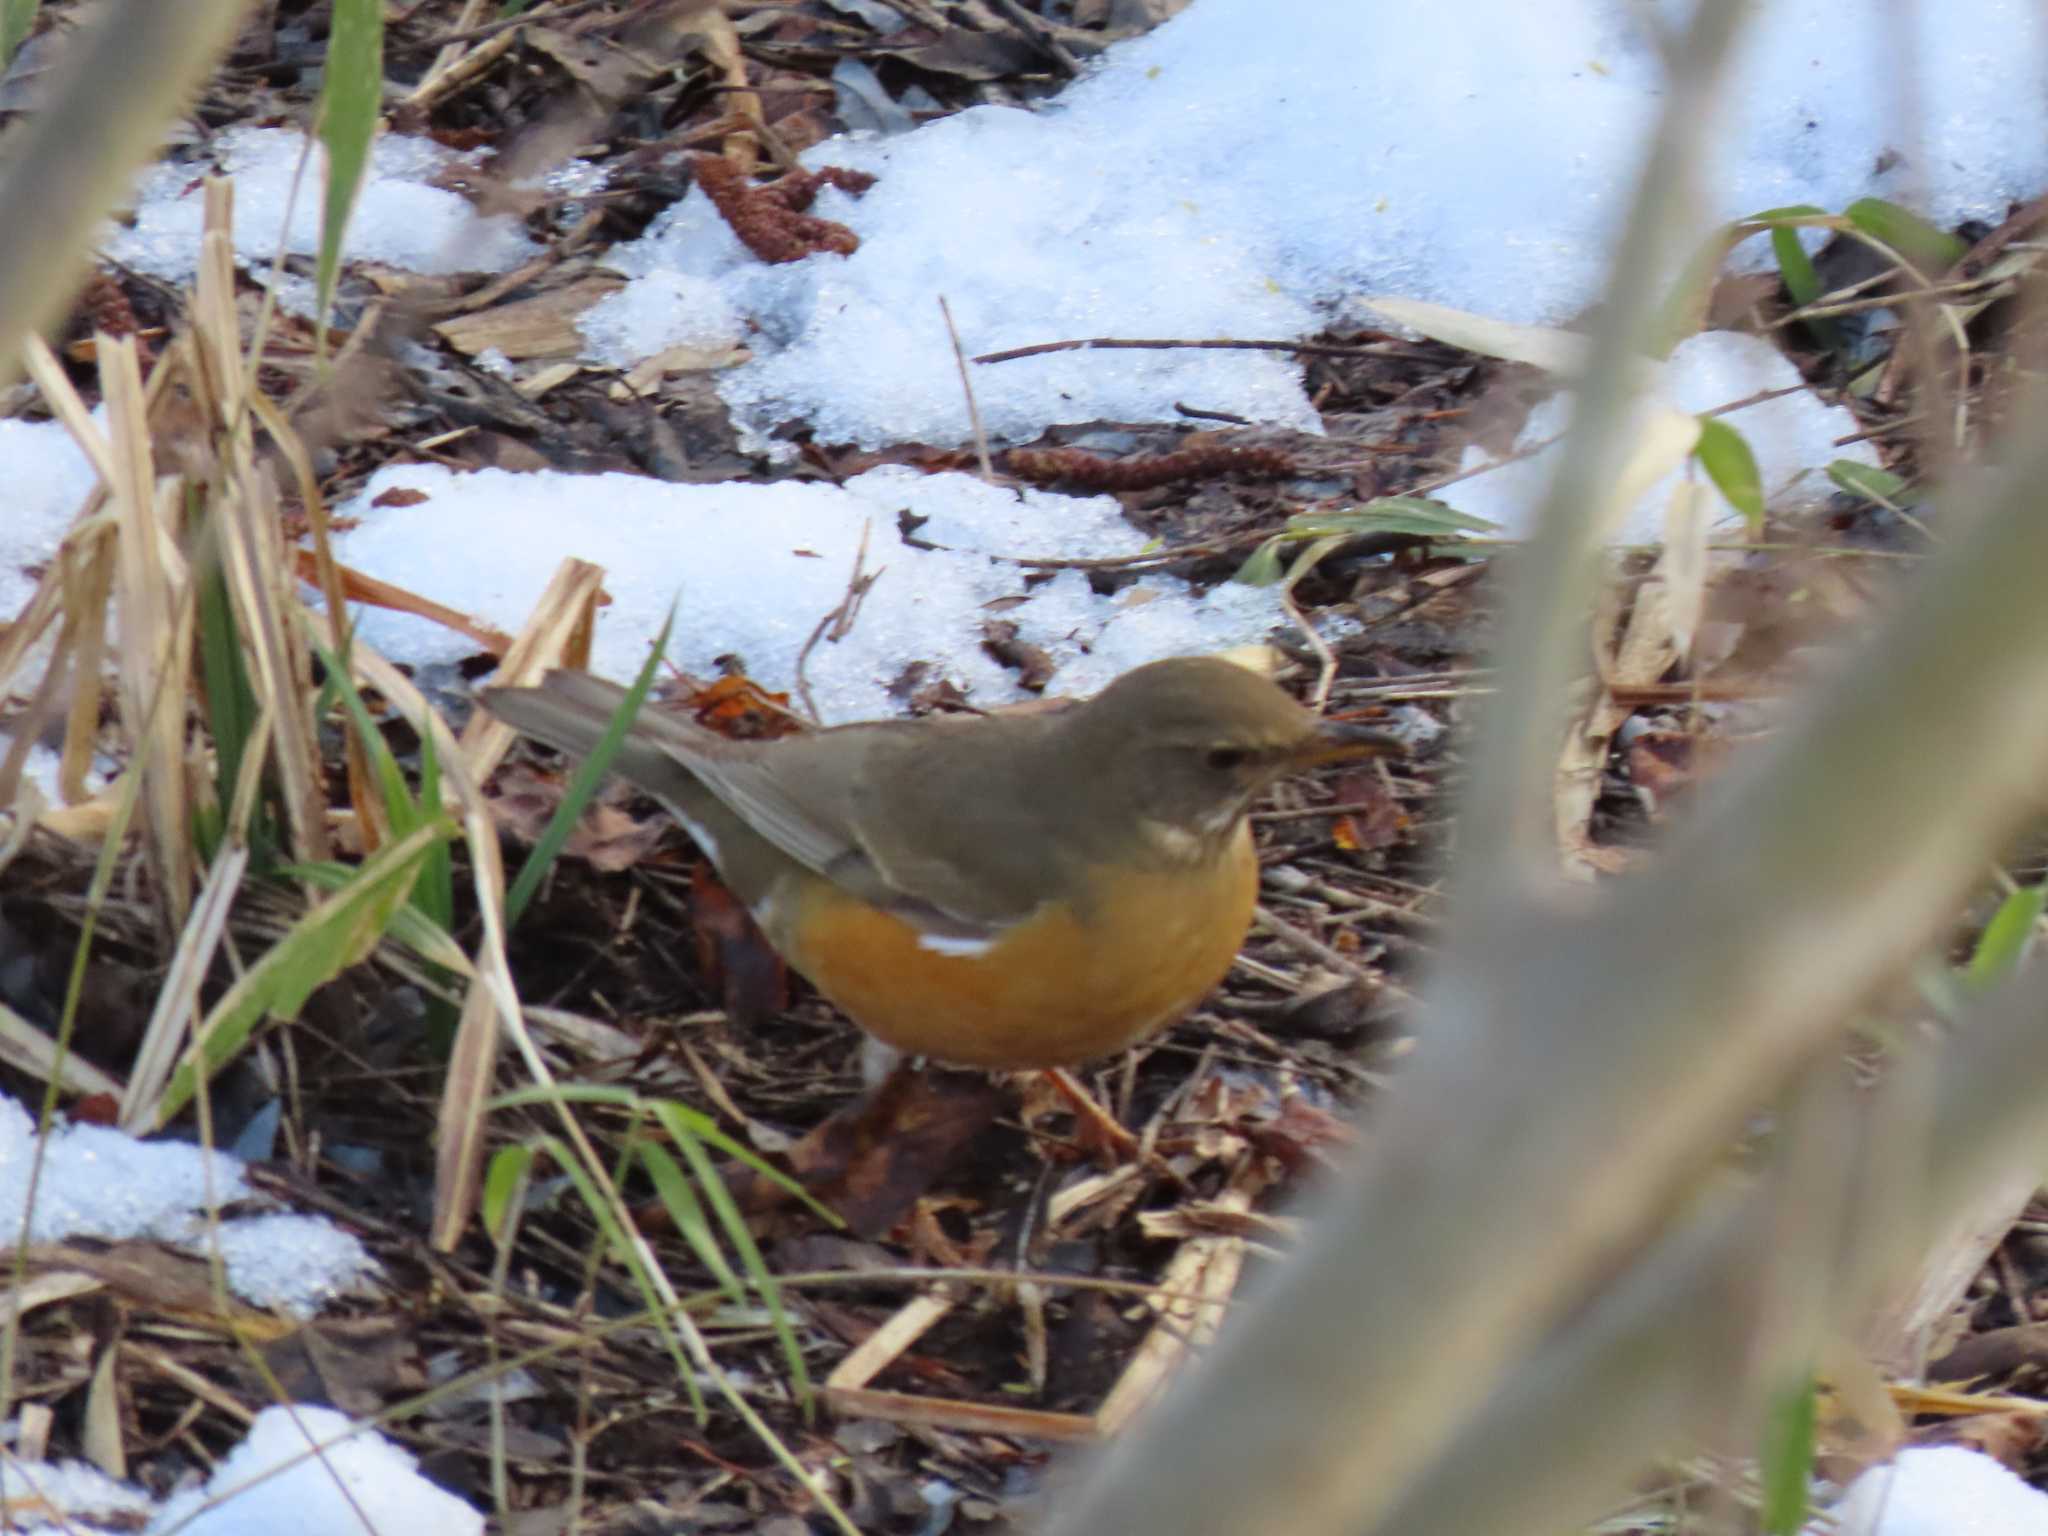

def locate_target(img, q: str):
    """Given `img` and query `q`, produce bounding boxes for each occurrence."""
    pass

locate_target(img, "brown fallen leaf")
[1329,765,1407,852]
[758,1067,1005,1238]
[690,861,790,1030]
[981,618,1057,692]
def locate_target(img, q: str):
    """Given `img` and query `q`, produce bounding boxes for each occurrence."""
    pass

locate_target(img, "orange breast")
[767,828,1259,1069]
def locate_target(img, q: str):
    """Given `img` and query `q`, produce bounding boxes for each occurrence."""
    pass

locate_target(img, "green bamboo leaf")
[1767,228,1823,307]
[1965,884,2045,991]
[1693,417,1765,528]
[482,1142,536,1242]
[1825,459,1909,508]
[1282,496,1500,542]
[1750,211,1831,298]
[0,0,36,71]
[1845,196,1968,275]
[493,1083,646,1111]
[280,859,472,974]
[1233,536,1287,587]
[1746,206,1840,349]
[158,818,450,1125]
[313,0,384,352]
[1759,1374,1818,1534]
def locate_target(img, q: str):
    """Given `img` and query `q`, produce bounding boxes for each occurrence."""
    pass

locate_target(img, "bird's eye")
[1206,746,1250,772]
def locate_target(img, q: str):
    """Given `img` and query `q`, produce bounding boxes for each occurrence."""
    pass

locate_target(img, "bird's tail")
[483,671,716,807]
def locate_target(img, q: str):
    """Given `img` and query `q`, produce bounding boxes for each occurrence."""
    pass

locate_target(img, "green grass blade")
[635,1140,747,1306]
[312,0,383,354]
[158,818,450,1125]
[1279,496,1499,543]
[505,602,678,927]
[492,1083,647,1111]
[656,1100,841,1224]
[279,859,473,975]
[0,0,34,70]
[311,637,422,837]
[1758,1373,1818,1535]
[483,1142,536,1243]
[536,1133,709,1417]
[652,1102,813,1409]
[193,510,274,867]
[1825,459,1909,510]
[1233,536,1287,587]
[1844,197,1967,276]
[412,718,454,933]
[1693,417,1764,529]
[1964,884,2045,991]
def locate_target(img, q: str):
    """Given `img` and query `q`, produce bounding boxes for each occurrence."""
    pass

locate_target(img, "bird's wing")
[679,722,1054,940]
[489,673,1052,939]
[488,672,866,885]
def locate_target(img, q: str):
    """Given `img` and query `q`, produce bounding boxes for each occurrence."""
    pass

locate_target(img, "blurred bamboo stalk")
[0,0,252,387]
[1044,2,2048,1532]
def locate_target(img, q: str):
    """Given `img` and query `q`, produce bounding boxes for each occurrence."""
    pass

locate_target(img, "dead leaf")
[981,618,1056,691]
[765,1068,1005,1237]
[432,273,626,360]
[875,29,1043,81]
[690,861,790,1029]
[1329,766,1407,852]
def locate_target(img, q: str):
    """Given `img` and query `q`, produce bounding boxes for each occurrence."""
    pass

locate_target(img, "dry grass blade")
[0,524,116,816]
[50,521,117,808]
[0,1001,121,1099]
[118,842,251,1130]
[408,0,490,109]
[187,190,330,868]
[0,525,76,711]
[432,980,504,1258]
[97,336,194,933]
[457,557,605,781]
[1094,1151,1271,1436]
[1372,961,2048,1536]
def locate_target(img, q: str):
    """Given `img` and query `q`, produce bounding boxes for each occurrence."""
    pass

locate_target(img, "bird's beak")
[1289,718,1407,769]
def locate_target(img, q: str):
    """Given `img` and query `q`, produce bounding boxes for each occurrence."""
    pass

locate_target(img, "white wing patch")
[657,800,720,865]
[916,931,997,958]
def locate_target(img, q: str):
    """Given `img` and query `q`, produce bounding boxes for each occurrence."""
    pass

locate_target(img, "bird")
[484,657,1401,1072]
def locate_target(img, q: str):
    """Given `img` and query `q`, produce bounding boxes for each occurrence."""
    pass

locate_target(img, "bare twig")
[973,335,1435,366]
[793,521,883,723]
[939,295,996,478]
